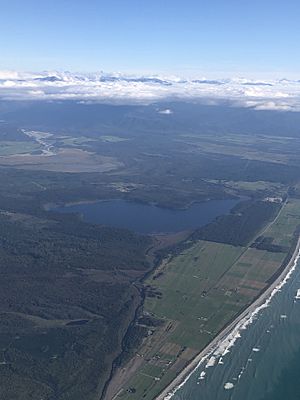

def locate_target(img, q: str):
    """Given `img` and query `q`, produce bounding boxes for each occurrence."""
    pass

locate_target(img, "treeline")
[0,206,152,399]
[251,236,289,253]
[192,200,281,247]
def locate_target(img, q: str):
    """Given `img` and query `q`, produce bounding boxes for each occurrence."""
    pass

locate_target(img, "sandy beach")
[155,236,300,400]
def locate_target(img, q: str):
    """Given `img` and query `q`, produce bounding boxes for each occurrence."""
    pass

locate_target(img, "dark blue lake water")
[54,198,239,234]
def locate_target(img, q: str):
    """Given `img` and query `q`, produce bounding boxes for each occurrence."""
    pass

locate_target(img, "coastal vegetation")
[112,199,300,399]
[0,101,300,399]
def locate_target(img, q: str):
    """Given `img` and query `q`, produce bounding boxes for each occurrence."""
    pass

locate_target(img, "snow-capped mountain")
[0,70,299,111]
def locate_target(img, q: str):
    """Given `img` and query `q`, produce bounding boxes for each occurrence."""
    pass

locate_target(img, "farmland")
[111,198,300,400]
[1,101,300,399]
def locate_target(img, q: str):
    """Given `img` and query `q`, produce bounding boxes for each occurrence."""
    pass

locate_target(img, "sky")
[0,0,299,78]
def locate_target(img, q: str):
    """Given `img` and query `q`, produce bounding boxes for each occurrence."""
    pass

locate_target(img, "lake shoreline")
[46,197,240,235]
[43,193,241,213]
[155,235,300,400]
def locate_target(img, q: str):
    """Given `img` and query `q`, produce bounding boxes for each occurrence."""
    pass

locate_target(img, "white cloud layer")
[0,70,300,111]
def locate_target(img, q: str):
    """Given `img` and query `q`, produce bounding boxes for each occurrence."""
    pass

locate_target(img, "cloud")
[0,70,299,111]
[158,109,173,114]
[253,101,293,111]
[0,70,21,80]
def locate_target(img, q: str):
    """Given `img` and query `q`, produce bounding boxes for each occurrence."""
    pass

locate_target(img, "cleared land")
[0,148,122,173]
[2,102,300,400]
[0,141,40,156]
[266,198,300,247]
[110,198,300,400]
[178,133,300,165]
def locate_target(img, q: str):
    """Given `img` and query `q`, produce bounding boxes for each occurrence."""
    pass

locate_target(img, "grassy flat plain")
[211,180,287,196]
[0,141,40,155]
[113,198,300,400]
[0,148,122,173]
[57,136,96,146]
[178,133,300,165]
[2,102,300,399]
[266,198,300,247]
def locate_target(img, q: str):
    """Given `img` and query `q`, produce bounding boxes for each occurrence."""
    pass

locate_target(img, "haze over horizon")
[1,0,300,79]
[2,3,300,400]
[0,69,299,111]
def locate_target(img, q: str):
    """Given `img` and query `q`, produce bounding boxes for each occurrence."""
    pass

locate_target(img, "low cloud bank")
[0,70,300,111]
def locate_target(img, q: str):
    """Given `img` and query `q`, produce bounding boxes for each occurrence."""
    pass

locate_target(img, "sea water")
[172,249,300,400]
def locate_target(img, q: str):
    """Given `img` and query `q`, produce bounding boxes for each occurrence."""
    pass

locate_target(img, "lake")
[53,198,239,234]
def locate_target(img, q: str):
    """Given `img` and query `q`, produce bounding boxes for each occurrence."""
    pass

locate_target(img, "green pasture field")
[0,141,40,156]
[177,133,300,165]
[265,198,300,247]
[57,136,95,146]
[217,180,286,194]
[117,198,300,400]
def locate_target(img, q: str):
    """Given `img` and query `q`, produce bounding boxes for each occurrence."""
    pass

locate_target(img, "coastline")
[155,235,300,400]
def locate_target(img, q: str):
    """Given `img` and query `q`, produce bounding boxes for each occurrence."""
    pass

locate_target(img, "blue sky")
[0,0,299,78]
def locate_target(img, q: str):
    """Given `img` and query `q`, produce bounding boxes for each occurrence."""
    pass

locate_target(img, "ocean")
[170,248,300,400]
